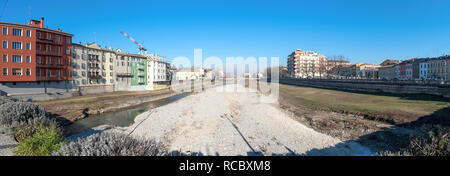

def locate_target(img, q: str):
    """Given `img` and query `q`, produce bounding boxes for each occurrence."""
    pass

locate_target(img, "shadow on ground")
[302,106,450,155]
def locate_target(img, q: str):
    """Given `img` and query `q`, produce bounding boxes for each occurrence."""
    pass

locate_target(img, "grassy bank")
[279,83,450,125]
[34,89,174,123]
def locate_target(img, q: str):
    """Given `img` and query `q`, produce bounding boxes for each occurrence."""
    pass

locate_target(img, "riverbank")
[277,83,450,152]
[34,88,178,124]
[112,84,372,156]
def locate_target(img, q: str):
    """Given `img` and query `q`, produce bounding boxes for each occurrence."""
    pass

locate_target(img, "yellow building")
[72,42,116,87]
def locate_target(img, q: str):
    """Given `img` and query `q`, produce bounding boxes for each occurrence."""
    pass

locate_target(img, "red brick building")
[0,18,73,96]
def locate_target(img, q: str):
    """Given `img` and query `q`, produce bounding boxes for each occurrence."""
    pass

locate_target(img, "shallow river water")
[65,93,190,135]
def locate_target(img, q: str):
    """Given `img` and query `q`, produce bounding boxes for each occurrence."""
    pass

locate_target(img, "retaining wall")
[279,79,450,98]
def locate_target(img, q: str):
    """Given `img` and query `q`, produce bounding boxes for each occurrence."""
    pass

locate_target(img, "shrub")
[408,126,450,156]
[377,125,450,156]
[54,132,167,156]
[15,122,64,156]
[14,118,59,142]
[0,96,17,106]
[0,102,47,128]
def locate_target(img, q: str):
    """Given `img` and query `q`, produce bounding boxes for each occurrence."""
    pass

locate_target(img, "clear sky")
[1,0,450,66]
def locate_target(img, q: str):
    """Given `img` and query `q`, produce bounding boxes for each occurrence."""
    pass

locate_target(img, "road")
[117,84,373,156]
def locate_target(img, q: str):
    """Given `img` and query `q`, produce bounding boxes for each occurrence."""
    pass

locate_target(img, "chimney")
[40,17,44,28]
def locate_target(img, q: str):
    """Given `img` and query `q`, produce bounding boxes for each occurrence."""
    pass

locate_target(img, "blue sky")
[1,0,450,66]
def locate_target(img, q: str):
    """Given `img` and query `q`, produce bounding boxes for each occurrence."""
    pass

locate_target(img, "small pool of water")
[65,93,190,136]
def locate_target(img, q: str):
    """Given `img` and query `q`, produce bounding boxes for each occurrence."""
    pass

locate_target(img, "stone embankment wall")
[279,78,450,98]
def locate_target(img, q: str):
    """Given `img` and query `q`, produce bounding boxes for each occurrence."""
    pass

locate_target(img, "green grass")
[279,84,450,124]
[15,122,64,156]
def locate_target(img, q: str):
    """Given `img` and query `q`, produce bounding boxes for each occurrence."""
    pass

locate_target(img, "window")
[12,28,22,36]
[66,59,70,65]
[2,55,7,62]
[55,36,60,42]
[66,38,70,44]
[82,79,86,84]
[66,70,70,77]
[110,58,113,62]
[82,71,86,76]
[46,33,51,40]
[2,41,7,48]
[47,70,52,77]
[26,43,31,50]
[12,55,22,63]
[26,68,31,76]
[110,79,114,83]
[36,56,41,64]
[26,30,31,37]
[110,65,113,70]
[37,32,41,39]
[2,27,7,35]
[110,72,113,76]
[12,42,22,49]
[36,68,41,77]
[47,45,51,52]
[56,58,60,65]
[26,56,31,63]
[36,44,41,51]
[56,70,60,78]
[47,57,51,65]
[12,68,22,76]
[66,48,70,55]
[2,68,7,75]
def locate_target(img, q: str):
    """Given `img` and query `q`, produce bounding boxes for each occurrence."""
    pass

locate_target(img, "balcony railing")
[88,74,102,79]
[36,50,62,56]
[36,76,63,81]
[36,63,66,68]
[117,73,132,77]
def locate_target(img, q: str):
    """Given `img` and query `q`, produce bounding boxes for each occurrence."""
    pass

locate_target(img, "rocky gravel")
[114,84,373,156]
[0,134,16,156]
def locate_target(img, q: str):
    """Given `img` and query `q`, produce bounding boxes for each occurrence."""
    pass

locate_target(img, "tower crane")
[120,30,147,55]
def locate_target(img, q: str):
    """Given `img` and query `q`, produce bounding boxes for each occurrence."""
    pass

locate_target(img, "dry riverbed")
[113,84,373,156]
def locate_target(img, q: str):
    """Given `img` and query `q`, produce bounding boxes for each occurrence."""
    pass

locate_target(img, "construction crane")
[120,30,147,55]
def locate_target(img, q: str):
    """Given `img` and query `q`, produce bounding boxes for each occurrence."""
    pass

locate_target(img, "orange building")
[0,18,73,96]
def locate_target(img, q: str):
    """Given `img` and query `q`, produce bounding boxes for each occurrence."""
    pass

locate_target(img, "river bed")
[65,93,190,136]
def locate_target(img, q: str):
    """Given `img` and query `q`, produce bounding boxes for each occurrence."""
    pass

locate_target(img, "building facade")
[175,68,205,80]
[427,57,450,80]
[378,65,396,80]
[129,55,147,91]
[288,49,327,78]
[146,54,171,90]
[0,18,73,96]
[72,42,116,88]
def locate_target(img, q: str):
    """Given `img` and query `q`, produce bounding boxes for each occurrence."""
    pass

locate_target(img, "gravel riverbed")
[114,84,373,156]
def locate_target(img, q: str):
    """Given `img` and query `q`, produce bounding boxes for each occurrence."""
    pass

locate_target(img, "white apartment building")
[419,60,428,79]
[146,54,171,90]
[287,49,327,78]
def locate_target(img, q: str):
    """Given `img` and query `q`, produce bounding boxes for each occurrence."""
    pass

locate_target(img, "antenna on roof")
[0,0,8,21]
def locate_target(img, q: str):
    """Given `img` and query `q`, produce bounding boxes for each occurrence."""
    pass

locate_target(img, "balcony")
[36,63,66,68]
[117,73,132,77]
[88,64,100,69]
[36,38,62,45]
[36,50,63,57]
[88,74,102,80]
[36,76,63,81]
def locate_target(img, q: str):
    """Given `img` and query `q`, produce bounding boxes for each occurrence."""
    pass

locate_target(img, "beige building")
[175,67,205,80]
[378,65,396,80]
[72,42,116,87]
